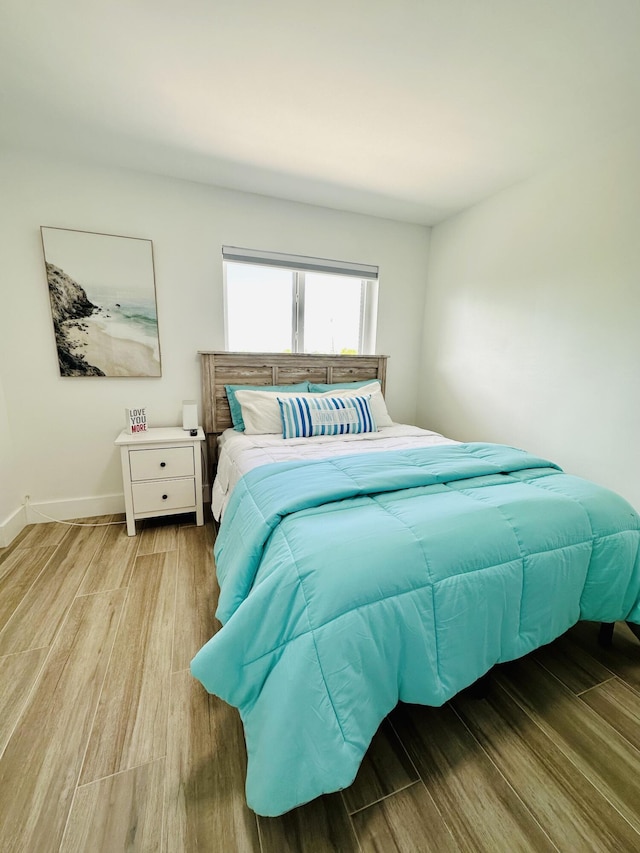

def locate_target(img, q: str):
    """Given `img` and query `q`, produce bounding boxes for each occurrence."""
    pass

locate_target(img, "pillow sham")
[234,381,393,434]
[278,394,377,439]
[233,387,316,434]
[225,382,310,431]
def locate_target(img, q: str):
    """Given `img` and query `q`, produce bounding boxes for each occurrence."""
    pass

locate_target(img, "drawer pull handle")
[160,462,166,468]
[162,494,168,500]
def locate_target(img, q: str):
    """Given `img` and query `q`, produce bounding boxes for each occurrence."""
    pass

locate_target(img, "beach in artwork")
[63,314,160,377]
[67,286,161,376]
[47,265,161,377]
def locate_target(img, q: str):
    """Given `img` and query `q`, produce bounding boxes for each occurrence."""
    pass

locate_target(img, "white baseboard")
[0,504,28,548]
[24,494,126,526]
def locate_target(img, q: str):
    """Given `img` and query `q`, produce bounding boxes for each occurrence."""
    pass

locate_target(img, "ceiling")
[2,0,639,225]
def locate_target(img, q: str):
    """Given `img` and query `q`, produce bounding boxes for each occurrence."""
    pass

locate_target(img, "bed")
[191,351,640,817]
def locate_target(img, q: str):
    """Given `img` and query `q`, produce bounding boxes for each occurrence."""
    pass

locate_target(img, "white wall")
[419,135,640,510]
[0,148,429,531]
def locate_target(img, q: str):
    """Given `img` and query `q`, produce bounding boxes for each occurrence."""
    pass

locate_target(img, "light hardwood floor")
[1,515,640,852]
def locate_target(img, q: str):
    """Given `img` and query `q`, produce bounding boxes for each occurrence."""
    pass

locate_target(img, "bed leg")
[598,622,615,647]
[598,622,640,647]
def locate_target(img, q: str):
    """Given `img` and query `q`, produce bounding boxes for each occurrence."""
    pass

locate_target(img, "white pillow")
[235,382,393,434]
[234,388,314,435]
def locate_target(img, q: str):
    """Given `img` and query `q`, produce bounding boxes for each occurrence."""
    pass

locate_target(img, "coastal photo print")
[41,226,161,377]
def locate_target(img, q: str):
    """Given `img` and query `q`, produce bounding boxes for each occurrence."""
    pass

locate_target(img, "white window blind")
[222,246,378,281]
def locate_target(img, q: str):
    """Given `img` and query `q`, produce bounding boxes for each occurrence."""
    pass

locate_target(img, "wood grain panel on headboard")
[199,351,388,441]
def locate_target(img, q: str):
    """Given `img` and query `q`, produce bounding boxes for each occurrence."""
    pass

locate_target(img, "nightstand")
[115,427,206,536]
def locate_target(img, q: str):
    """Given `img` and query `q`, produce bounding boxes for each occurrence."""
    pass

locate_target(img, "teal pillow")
[308,379,381,393]
[226,382,310,431]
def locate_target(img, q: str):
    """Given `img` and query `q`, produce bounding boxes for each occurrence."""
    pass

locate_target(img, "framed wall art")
[41,226,162,377]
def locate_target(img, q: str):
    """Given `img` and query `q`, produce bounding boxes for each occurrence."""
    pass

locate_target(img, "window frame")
[222,248,378,355]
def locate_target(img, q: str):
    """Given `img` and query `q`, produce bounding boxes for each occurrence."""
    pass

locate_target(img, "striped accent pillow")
[277,395,377,439]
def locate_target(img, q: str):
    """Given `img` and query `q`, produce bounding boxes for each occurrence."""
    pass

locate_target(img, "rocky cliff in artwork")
[46,262,105,376]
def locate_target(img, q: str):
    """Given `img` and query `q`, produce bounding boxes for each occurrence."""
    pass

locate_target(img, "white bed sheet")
[212,424,458,521]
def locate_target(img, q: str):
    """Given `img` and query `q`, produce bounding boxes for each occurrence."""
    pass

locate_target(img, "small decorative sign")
[126,406,148,434]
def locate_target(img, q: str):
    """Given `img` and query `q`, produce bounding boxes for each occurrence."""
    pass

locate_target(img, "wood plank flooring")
[1,515,640,852]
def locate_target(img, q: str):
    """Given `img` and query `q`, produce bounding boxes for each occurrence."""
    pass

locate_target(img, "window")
[223,247,378,354]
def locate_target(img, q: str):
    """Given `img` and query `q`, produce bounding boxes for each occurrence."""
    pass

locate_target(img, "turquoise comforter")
[191,443,640,816]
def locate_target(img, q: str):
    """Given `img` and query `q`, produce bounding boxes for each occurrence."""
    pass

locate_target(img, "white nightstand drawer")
[129,446,194,482]
[132,478,196,513]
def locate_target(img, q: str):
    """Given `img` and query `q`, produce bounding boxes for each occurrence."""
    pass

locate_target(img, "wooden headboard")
[199,351,388,456]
